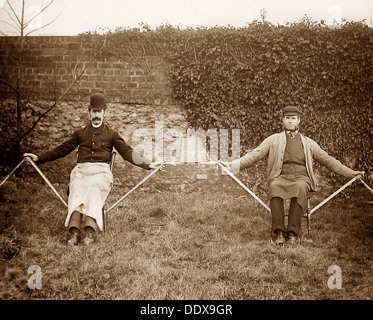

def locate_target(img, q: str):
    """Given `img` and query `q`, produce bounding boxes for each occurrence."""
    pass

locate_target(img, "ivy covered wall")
[1,19,372,191]
[161,21,373,176]
[97,20,372,187]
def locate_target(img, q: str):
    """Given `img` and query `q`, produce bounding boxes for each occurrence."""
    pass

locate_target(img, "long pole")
[162,161,220,165]
[310,176,359,215]
[359,178,373,194]
[107,165,162,214]
[0,158,26,188]
[218,161,271,213]
[26,157,68,207]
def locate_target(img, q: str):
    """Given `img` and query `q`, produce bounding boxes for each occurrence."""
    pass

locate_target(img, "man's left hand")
[354,171,365,179]
[149,161,165,170]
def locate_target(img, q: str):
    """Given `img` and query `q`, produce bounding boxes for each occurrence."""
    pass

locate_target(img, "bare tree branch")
[0,19,21,34]
[16,38,107,145]
[0,1,109,168]
[5,0,22,27]
[0,78,18,93]
[24,1,63,36]
[24,12,61,37]
[23,0,54,28]
[16,67,87,144]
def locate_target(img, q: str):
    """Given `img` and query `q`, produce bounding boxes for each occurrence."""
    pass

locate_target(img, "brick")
[110,82,125,89]
[31,49,44,56]
[128,82,139,88]
[77,88,90,95]
[80,81,96,88]
[104,89,119,96]
[112,62,123,69]
[102,75,116,82]
[131,76,146,83]
[98,62,112,69]
[119,76,131,82]
[97,82,109,89]
[87,62,98,69]
[88,75,102,82]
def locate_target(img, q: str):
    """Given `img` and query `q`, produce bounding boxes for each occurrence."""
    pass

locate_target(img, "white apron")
[65,162,113,231]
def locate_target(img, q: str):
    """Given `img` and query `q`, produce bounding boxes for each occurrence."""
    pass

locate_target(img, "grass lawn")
[1,174,372,300]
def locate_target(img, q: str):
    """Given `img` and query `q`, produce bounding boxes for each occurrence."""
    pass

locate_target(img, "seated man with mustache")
[24,93,162,246]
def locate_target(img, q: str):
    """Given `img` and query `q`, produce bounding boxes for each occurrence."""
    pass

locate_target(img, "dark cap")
[89,93,106,111]
[282,106,300,117]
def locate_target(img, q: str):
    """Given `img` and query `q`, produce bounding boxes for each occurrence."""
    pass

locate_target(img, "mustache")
[92,117,101,121]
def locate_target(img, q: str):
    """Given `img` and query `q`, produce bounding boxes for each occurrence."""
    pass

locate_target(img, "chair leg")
[306,213,311,236]
[306,196,311,236]
[102,206,107,234]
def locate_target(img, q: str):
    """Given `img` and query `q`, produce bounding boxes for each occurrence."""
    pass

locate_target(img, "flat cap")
[282,106,301,116]
[89,93,106,111]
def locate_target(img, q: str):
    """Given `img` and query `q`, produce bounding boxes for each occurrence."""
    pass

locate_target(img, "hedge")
[93,19,372,189]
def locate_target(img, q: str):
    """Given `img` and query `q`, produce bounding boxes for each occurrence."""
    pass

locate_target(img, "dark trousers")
[270,197,303,238]
[68,211,97,233]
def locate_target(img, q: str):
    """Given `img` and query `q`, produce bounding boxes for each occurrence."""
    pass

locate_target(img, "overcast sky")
[0,0,372,36]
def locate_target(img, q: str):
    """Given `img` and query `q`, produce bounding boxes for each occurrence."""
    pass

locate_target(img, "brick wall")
[0,35,246,196]
[0,36,171,105]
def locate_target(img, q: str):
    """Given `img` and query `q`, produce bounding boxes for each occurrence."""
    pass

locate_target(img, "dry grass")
[0,175,372,300]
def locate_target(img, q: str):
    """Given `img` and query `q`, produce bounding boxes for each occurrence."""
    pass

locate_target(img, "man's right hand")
[219,161,231,169]
[219,161,233,175]
[23,153,39,162]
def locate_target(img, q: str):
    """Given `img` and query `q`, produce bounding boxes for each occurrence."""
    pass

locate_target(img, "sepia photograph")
[0,0,372,312]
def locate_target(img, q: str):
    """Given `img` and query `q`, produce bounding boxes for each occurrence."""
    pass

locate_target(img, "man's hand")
[219,161,231,169]
[354,171,365,180]
[149,161,164,170]
[219,161,233,175]
[23,153,39,162]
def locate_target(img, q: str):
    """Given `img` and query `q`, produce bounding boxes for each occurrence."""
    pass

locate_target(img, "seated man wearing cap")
[221,106,364,246]
[24,93,162,246]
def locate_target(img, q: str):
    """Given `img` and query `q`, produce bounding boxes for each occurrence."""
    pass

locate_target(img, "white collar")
[286,130,299,138]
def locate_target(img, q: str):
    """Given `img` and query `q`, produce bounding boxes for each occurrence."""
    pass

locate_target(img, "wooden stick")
[218,161,271,213]
[26,157,68,207]
[106,165,162,214]
[359,179,373,194]
[0,158,26,188]
[310,176,359,215]
[162,161,220,165]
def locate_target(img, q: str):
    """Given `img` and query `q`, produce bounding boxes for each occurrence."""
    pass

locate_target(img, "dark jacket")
[37,123,150,170]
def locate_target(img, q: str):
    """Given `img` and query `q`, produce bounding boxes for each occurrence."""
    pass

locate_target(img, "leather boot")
[287,231,298,245]
[82,226,95,246]
[67,228,80,246]
[275,230,285,246]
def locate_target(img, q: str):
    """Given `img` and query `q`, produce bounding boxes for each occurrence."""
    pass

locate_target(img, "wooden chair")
[305,193,312,236]
[103,150,117,233]
[281,193,312,237]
